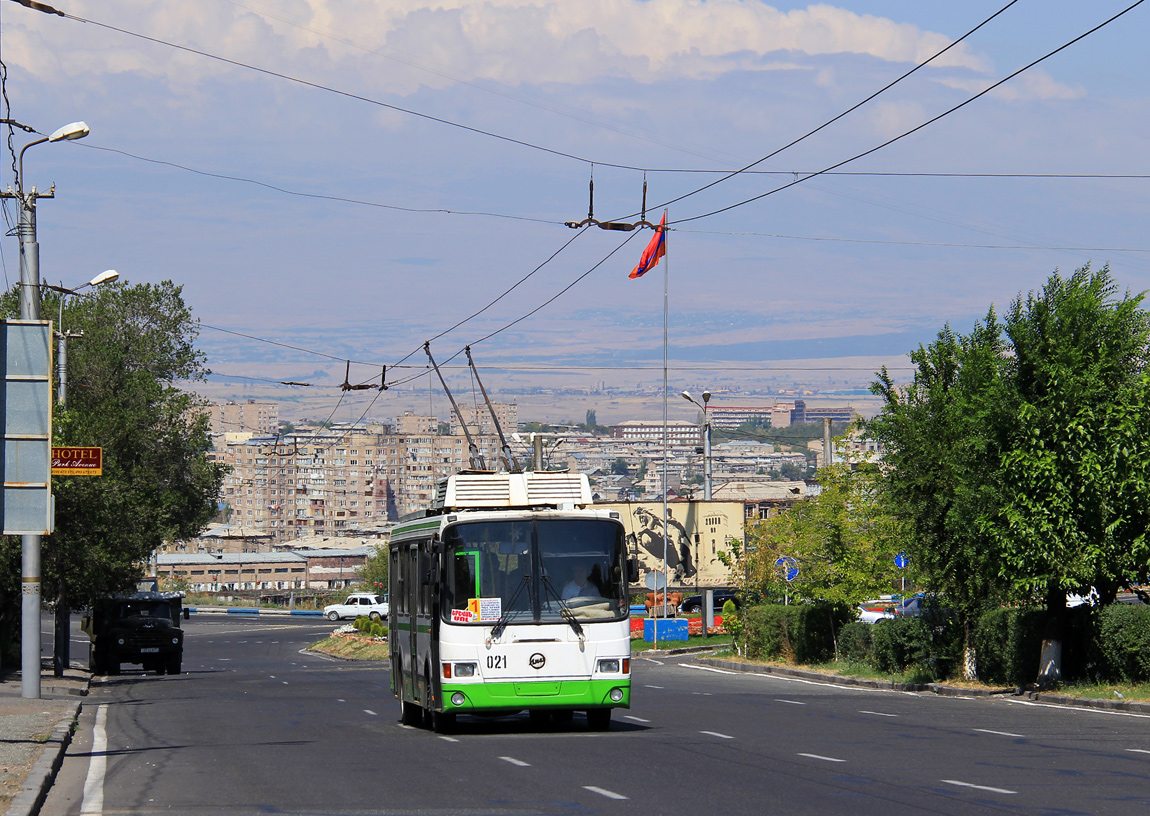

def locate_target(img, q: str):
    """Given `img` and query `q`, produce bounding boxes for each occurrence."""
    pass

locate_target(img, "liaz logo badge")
[529,653,546,670]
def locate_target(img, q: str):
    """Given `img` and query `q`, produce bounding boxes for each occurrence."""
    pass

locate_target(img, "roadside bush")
[871,604,961,680]
[743,604,849,664]
[353,616,369,632]
[1095,604,1150,682]
[369,622,386,638]
[973,605,1095,685]
[837,622,873,664]
[721,600,743,653]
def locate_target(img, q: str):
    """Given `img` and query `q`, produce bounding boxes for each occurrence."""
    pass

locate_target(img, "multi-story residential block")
[451,401,518,437]
[204,400,280,436]
[608,420,701,446]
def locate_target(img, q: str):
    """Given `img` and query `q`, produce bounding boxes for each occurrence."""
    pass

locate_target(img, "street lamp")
[44,270,119,406]
[9,120,90,699]
[682,390,712,501]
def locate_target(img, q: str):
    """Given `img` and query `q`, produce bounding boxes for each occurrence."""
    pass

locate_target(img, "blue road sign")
[895,552,909,569]
[776,556,799,583]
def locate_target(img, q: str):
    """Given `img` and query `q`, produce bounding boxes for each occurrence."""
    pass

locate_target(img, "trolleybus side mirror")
[627,557,640,584]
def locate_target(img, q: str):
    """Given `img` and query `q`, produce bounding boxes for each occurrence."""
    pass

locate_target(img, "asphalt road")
[40,615,1150,815]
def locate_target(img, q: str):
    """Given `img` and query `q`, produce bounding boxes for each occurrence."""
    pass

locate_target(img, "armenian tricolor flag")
[629,212,666,279]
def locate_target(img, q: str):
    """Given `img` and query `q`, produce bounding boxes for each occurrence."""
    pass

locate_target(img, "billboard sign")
[52,446,102,476]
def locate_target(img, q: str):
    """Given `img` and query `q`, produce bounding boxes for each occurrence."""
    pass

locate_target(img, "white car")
[858,595,923,624]
[324,593,389,622]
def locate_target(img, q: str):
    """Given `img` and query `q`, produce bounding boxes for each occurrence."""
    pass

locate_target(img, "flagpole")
[661,209,669,643]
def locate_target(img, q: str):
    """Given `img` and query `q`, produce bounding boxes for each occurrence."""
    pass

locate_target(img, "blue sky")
[2,0,1148,402]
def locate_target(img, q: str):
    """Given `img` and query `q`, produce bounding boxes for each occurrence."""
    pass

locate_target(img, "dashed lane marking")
[699,730,734,739]
[942,779,1017,795]
[797,753,845,763]
[623,715,650,723]
[859,710,898,717]
[975,728,1024,738]
[439,736,459,743]
[645,684,663,689]
[500,756,531,767]
[1126,748,1150,755]
[776,699,806,706]
[364,709,378,716]
[584,786,628,800]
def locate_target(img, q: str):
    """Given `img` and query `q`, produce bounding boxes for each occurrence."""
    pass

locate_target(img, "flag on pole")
[629,212,666,279]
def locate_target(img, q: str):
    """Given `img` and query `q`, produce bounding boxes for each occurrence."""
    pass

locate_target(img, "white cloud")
[9,0,989,94]
[934,69,1083,102]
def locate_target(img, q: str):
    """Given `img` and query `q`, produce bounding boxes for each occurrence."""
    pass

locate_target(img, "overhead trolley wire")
[668,0,1149,226]
[622,0,1024,219]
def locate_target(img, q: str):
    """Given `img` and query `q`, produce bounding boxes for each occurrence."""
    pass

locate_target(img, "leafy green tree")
[0,281,224,667]
[870,265,1150,683]
[746,460,909,657]
[358,543,390,594]
[869,312,1013,678]
[609,458,630,476]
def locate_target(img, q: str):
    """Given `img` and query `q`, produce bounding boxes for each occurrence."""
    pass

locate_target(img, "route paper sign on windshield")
[52,447,102,476]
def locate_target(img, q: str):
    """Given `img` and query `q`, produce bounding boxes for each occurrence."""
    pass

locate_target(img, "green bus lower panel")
[443,678,630,711]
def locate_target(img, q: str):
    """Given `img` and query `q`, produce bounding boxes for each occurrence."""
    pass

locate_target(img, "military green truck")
[82,585,185,676]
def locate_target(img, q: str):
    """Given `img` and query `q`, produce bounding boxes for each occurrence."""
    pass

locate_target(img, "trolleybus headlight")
[451,692,466,706]
[609,688,624,702]
[117,638,125,645]
[453,662,477,678]
[598,658,620,673]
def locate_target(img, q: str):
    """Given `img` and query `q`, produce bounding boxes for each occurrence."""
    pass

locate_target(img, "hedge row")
[738,602,1150,684]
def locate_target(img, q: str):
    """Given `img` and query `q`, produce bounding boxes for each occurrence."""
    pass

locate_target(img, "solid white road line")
[942,779,1017,795]
[500,756,531,766]
[699,730,734,739]
[80,704,108,815]
[975,728,1024,738]
[797,753,845,763]
[1008,699,1150,719]
[859,710,898,717]
[1126,748,1150,754]
[623,715,650,723]
[584,786,628,800]
[776,699,806,706]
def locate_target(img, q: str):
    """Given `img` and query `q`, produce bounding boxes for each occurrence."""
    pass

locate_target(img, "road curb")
[640,645,727,658]
[6,699,81,816]
[694,658,1150,713]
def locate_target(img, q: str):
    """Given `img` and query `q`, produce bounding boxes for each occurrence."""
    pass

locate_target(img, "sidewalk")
[0,663,90,816]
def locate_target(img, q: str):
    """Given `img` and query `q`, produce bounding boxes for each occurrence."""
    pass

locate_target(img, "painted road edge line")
[942,779,1017,795]
[584,786,628,800]
[797,753,846,763]
[80,704,108,816]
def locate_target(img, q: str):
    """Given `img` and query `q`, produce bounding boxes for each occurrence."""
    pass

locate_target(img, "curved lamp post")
[44,269,119,406]
[681,390,712,501]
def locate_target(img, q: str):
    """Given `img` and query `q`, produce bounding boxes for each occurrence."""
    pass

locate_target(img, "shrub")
[369,622,386,638]
[838,622,873,664]
[973,606,1095,685]
[353,616,369,632]
[1095,604,1150,682]
[871,604,961,680]
[721,600,743,653]
[743,604,849,664]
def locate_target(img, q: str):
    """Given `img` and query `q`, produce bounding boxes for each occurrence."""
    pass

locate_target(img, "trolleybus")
[389,471,635,732]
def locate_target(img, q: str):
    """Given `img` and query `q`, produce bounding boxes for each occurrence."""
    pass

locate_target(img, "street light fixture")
[44,270,119,406]
[682,390,712,501]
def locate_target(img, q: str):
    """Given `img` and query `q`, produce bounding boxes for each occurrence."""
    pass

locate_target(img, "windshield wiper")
[489,572,530,643]
[539,566,585,643]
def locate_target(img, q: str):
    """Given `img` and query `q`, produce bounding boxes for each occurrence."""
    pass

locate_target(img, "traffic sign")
[643,570,668,590]
[776,556,799,582]
[895,552,909,569]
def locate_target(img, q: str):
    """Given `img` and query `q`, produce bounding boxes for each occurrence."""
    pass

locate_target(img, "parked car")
[324,592,389,621]
[678,589,739,615]
[858,595,923,624]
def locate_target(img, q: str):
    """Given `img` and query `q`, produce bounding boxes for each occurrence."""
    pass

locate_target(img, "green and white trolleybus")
[389,471,635,732]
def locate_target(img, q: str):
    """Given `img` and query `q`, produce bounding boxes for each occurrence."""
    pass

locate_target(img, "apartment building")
[608,420,701,446]
[204,400,280,435]
[451,401,518,437]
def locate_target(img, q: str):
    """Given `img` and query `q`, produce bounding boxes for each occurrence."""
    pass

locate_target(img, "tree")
[610,458,630,476]
[0,281,225,667]
[869,265,1150,683]
[585,409,597,428]
[746,459,909,657]
[358,544,390,594]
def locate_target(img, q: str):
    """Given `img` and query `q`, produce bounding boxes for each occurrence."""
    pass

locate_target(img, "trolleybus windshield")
[442,519,627,625]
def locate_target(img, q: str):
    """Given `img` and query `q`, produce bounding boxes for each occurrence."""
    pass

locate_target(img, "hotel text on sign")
[51,447,102,476]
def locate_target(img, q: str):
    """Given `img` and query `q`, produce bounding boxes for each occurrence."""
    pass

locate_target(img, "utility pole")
[822,417,833,469]
[2,120,90,697]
